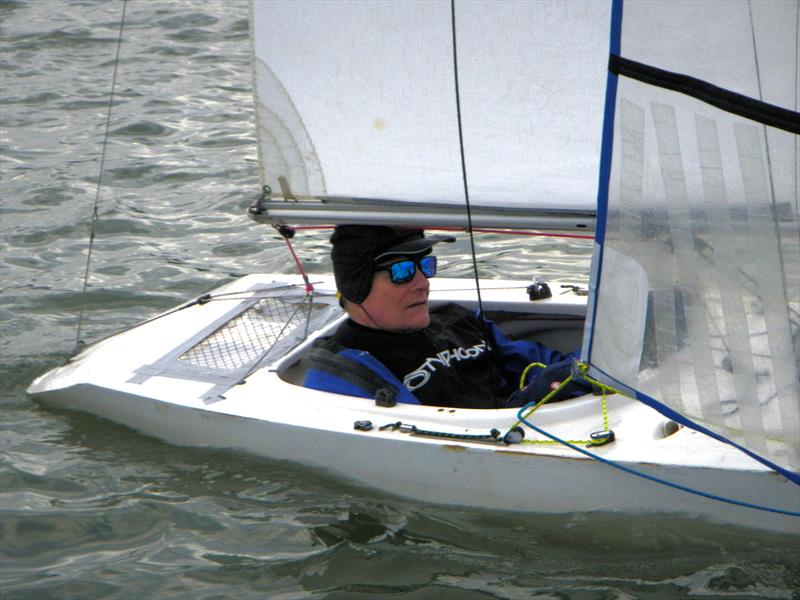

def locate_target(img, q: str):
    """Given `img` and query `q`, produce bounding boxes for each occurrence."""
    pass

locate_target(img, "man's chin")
[394,297,428,325]
[405,310,430,330]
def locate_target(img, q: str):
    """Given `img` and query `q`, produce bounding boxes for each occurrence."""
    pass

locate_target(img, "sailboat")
[28,0,800,533]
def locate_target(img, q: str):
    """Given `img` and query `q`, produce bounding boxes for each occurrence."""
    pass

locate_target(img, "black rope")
[74,0,128,354]
[450,0,490,344]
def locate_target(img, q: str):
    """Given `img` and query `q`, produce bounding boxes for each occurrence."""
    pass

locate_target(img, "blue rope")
[516,407,800,518]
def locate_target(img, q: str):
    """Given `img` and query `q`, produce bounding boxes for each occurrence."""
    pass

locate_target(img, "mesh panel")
[180,295,311,371]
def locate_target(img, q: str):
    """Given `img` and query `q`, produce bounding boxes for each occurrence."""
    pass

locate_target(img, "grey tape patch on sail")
[254,57,326,198]
[650,103,727,432]
[694,114,762,446]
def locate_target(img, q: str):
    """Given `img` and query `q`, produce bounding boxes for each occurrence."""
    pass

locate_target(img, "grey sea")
[1,1,798,598]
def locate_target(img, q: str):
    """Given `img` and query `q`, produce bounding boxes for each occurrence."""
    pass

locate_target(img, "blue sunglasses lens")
[387,256,437,283]
[389,260,416,283]
[419,255,437,278]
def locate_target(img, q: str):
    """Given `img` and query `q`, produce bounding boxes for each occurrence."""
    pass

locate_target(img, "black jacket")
[304,303,586,409]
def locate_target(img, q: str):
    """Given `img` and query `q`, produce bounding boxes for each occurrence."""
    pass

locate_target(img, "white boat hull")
[28,275,800,534]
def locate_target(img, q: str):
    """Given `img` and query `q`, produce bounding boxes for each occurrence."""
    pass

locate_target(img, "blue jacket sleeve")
[304,348,421,404]
[475,310,580,389]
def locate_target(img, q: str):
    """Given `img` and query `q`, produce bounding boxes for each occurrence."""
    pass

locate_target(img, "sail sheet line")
[609,55,800,135]
[449,0,486,326]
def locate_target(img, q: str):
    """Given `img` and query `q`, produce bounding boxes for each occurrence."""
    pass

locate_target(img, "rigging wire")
[74,0,128,354]
[747,0,784,261]
[746,0,799,424]
[62,283,324,357]
[449,0,488,331]
[274,223,314,293]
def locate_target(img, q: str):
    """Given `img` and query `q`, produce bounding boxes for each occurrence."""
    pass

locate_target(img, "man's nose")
[410,266,429,289]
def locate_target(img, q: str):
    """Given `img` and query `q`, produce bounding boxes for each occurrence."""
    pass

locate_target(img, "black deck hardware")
[560,284,588,296]
[527,281,552,300]
[502,427,526,444]
[378,421,507,445]
[375,387,397,407]
[588,429,615,446]
[248,184,271,217]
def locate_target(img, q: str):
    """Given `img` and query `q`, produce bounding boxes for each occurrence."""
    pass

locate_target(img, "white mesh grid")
[180,295,314,371]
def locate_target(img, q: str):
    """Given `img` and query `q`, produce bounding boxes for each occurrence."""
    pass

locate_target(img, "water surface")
[1,1,797,598]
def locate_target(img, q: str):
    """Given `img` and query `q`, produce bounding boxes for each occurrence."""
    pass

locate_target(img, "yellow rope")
[513,361,619,446]
[572,361,623,398]
[519,362,546,390]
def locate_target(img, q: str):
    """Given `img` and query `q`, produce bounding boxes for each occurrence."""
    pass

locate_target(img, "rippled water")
[1,1,798,598]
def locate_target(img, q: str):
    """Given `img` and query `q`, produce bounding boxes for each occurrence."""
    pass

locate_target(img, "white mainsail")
[584,0,800,475]
[250,0,609,228]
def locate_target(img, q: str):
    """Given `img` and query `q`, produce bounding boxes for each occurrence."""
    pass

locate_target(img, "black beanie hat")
[331,225,455,304]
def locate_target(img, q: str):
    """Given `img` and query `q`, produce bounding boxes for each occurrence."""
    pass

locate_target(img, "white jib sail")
[586,0,800,473]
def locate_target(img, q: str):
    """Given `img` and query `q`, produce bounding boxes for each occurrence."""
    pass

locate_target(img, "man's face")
[357,257,431,332]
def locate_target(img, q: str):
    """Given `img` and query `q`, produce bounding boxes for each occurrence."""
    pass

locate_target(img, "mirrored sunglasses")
[374,255,437,284]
